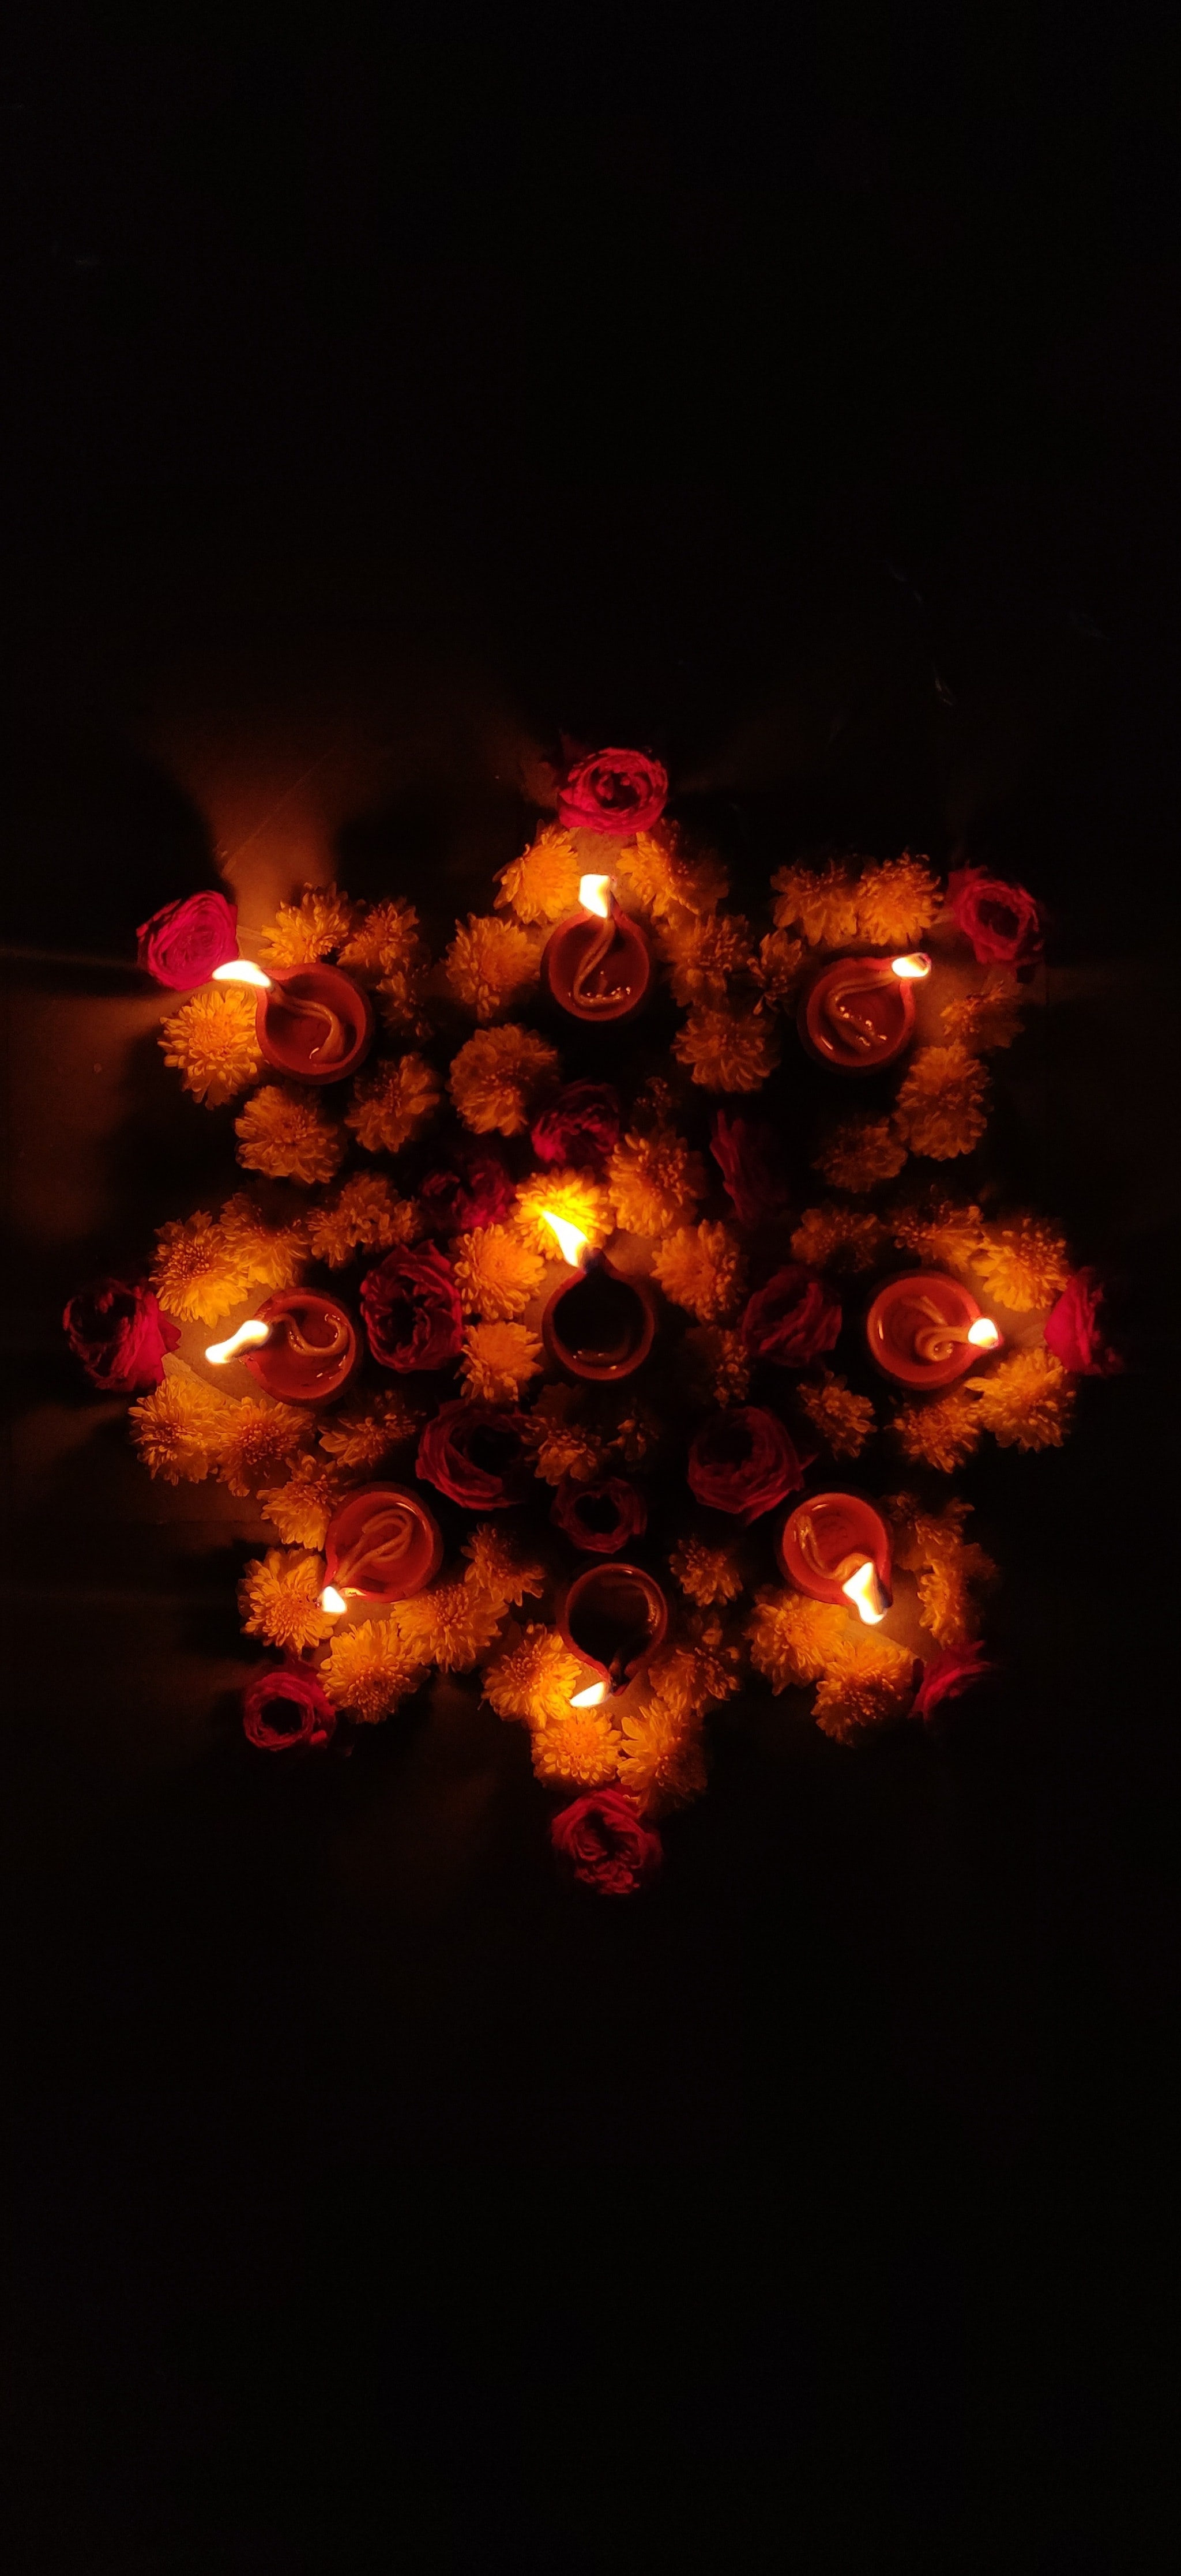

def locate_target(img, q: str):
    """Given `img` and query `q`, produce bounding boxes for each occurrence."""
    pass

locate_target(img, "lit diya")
[866,1271,1002,1389]
[205,1289,359,1403]
[560,1561,670,1701]
[213,956,373,1083]
[800,951,930,1072]
[319,1483,443,1613]
[541,873,651,1023]
[540,1211,656,1383]
[777,1492,893,1624]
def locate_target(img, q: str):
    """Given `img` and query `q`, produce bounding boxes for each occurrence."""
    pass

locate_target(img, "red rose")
[416,1398,532,1508]
[710,1112,789,1227]
[63,1276,180,1394]
[419,1143,515,1233]
[911,1642,994,1721]
[742,1265,841,1366]
[687,1405,806,1522]
[531,1082,622,1169]
[361,1245,464,1372]
[1043,1267,1123,1377]
[551,1472,648,1554]
[947,867,1043,967]
[557,747,669,837]
[242,1663,336,1752]
[136,890,239,989]
[550,1789,663,1896]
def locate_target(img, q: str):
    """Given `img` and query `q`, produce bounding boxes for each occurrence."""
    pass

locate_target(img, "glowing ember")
[319,1585,348,1616]
[967,1317,1002,1349]
[578,875,614,920]
[569,1678,610,1707]
[840,1558,890,1625]
[890,952,932,980]
[212,958,273,989]
[541,1209,590,1268]
[204,1317,272,1365]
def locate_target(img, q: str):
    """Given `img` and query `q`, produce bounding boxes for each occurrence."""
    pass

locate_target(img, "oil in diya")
[319,1483,443,1614]
[540,1212,656,1383]
[777,1492,893,1624]
[213,956,373,1083]
[541,874,651,1025]
[800,951,930,1072]
[560,1561,670,1701]
[205,1289,359,1403]
[866,1271,1002,1389]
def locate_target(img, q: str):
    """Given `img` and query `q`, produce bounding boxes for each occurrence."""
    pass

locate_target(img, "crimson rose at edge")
[63,1277,180,1394]
[687,1405,806,1523]
[550,1790,663,1895]
[947,867,1043,967]
[137,890,239,989]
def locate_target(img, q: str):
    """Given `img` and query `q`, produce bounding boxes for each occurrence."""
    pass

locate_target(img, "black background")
[2,15,1178,2572]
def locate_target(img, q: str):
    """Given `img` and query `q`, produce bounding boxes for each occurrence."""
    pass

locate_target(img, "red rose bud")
[361,1245,464,1372]
[557,747,668,837]
[63,1276,180,1394]
[1043,1268,1123,1377]
[550,1789,663,1896]
[911,1641,995,1720]
[136,890,239,989]
[710,1112,789,1228]
[418,1143,516,1233]
[531,1082,622,1169]
[687,1405,806,1523]
[416,1398,532,1509]
[242,1664,336,1752]
[947,867,1044,968]
[742,1265,841,1366]
[551,1472,648,1554]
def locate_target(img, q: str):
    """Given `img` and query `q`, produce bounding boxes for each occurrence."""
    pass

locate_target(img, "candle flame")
[541,1209,590,1268]
[967,1317,1002,1349]
[840,1558,891,1625]
[204,1318,271,1365]
[890,952,932,980]
[569,1678,610,1707]
[578,874,614,920]
[212,958,273,989]
[319,1585,349,1616]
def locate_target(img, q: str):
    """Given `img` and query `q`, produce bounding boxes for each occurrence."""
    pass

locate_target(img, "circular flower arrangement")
[67,754,1121,1895]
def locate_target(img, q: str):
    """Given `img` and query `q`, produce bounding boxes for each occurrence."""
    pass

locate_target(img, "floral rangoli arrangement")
[65,747,1120,1895]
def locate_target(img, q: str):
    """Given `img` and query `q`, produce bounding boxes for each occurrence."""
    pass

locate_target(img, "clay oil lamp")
[866,1271,1002,1389]
[800,951,931,1073]
[559,1561,670,1703]
[540,1211,656,1384]
[319,1483,443,1616]
[777,1492,893,1625]
[541,873,652,1025]
[212,956,373,1083]
[205,1289,359,1403]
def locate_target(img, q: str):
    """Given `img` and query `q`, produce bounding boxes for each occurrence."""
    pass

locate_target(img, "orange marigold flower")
[657,911,754,1005]
[483,1624,589,1727]
[647,1621,740,1725]
[317,1387,419,1468]
[747,1587,849,1690]
[941,971,1024,1052]
[321,1617,424,1723]
[217,1193,307,1293]
[257,1451,341,1549]
[259,883,358,968]
[513,1167,612,1259]
[460,1320,544,1402]
[975,1216,1072,1313]
[754,927,807,1010]
[495,824,583,927]
[615,827,728,921]
[894,1045,990,1160]
[674,1003,780,1093]
[887,1192,984,1271]
[443,913,542,1021]
[160,985,263,1108]
[652,1221,747,1322]
[814,1115,908,1193]
[235,1083,346,1185]
[791,1204,890,1274]
[798,1371,876,1459]
[213,1394,311,1497]
[151,1210,254,1325]
[529,1707,620,1789]
[238,1547,335,1652]
[669,1535,744,1607]
[522,1384,604,1486]
[337,898,425,984]
[346,1052,440,1154]
[813,1633,916,1742]
[128,1366,224,1483]
[452,1225,545,1320]
[891,1387,981,1472]
[607,1124,706,1236]
[617,1703,708,1814]
[886,1494,995,1648]
[684,1324,751,1406]
[396,1580,505,1673]
[770,861,860,949]
[853,853,941,949]
[449,1023,558,1136]
[967,1347,1075,1451]
[461,1524,546,1614]
[306,1173,420,1268]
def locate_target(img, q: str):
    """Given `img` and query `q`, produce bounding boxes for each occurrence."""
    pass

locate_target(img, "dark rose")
[419,1142,515,1233]
[63,1276,180,1394]
[136,890,239,989]
[362,1245,464,1372]
[551,1472,648,1554]
[710,1112,789,1227]
[1044,1267,1123,1375]
[742,1264,841,1366]
[550,1789,663,1896]
[947,867,1043,968]
[242,1664,336,1752]
[911,1642,994,1721]
[531,1082,622,1169]
[557,747,668,837]
[416,1398,532,1509]
[687,1405,806,1523]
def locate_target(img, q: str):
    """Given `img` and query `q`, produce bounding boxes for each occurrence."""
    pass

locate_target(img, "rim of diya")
[777,1490,893,1607]
[542,1252,657,1383]
[559,1560,670,1696]
[799,953,922,1073]
[541,899,651,1025]
[865,1269,997,1389]
[242,1288,360,1403]
[324,1483,444,1604]
[256,962,374,1084]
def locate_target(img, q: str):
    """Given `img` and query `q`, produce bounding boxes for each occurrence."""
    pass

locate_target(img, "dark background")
[2,16,1178,2572]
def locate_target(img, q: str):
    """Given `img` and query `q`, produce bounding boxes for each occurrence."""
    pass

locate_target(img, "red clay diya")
[212,957,373,1083]
[866,1271,1002,1389]
[800,952,930,1071]
[322,1482,443,1608]
[543,1249,656,1383]
[777,1492,893,1622]
[560,1561,670,1698]
[541,874,651,1023]
[235,1289,359,1403]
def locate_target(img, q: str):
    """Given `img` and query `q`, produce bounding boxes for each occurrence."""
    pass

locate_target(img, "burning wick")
[570,874,634,1010]
[890,953,931,980]
[212,959,273,990]
[840,1558,891,1625]
[911,1301,1002,1364]
[204,1318,272,1365]
[569,1678,610,1708]
[578,875,613,918]
[541,1210,590,1270]
[212,956,345,1060]
[319,1585,348,1617]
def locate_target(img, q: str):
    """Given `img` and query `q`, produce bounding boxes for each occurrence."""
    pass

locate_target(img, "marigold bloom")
[238,1548,335,1653]
[886,1494,995,1648]
[346,1053,440,1154]
[798,1370,877,1459]
[512,1167,612,1259]
[213,1394,311,1497]
[894,1045,990,1160]
[160,984,263,1107]
[397,1581,505,1673]
[461,1525,547,1614]
[449,1023,558,1136]
[306,1173,420,1268]
[257,1451,341,1549]
[522,1384,604,1485]
[674,1003,780,1093]
[669,1535,744,1607]
[770,861,860,949]
[317,1387,419,1468]
[606,1125,706,1236]
[529,1707,620,1789]
[814,1115,909,1193]
[812,1633,916,1742]
[259,883,358,967]
[791,1204,890,1274]
[853,853,941,949]
[217,1193,307,1293]
[337,897,425,981]
[614,828,728,921]
[617,1703,708,1814]
[128,1369,224,1482]
[460,1320,544,1402]
[495,824,583,926]
[443,913,542,1021]
[235,1083,345,1185]
[452,1225,545,1320]
[975,1216,1072,1313]
[321,1616,424,1723]
[968,1348,1075,1451]
[754,928,807,1010]
[652,1221,747,1323]
[684,1325,752,1406]
[648,1623,740,1725]
[747,1588,849,1690]
[941,971,1023,1052]
[887,1193,985,1271]
[483,1624,589,1727]
[657,911,754,1005]
[151,1210,254,1325]
[891,1387,982,1471]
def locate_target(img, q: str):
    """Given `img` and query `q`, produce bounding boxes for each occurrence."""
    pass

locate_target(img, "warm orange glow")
[541,1209,590,1268]
[569,1678,610,1707]
[212,958,273,990]
[204,1317,271,1365]
[890,952,932,980]
[578,874,614,920]
[840,1558,890,1625]
[968,1316,1002,1349]
[319,1585,348,1616]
